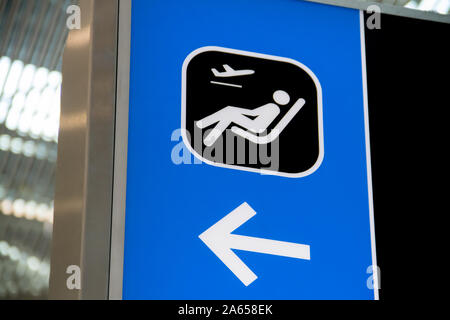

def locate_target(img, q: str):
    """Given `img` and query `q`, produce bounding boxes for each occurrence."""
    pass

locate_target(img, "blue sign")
[123,0,378,299]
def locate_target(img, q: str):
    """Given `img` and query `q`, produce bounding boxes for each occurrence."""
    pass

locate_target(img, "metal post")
[49,0,119,300]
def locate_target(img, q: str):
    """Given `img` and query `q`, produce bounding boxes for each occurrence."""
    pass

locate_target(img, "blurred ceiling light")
[19,64,36,93]
[0,241,50,290]
[0,99,8,123]
[3,60,23,98]
[0,134,55,161]
[405,0,450,13]
[1,198,54,224]
[33,67,50,91]
[418,0,441,10]
[434,0,450,13]
[0,57,61,142]
[0,56,11,91]
[0,198,13,215]
[12,198,26,218]
[0,134,10,151]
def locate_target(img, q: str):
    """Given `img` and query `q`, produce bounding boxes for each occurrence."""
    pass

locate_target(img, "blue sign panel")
[123,0,377,299]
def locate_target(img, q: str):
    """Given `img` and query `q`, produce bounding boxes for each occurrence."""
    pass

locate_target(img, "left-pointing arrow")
[199,202,310,286]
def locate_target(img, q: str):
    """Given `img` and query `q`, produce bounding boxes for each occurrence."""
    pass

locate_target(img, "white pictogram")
[211,64,255,77]
[196,90,305,146]
[199,202,311,286]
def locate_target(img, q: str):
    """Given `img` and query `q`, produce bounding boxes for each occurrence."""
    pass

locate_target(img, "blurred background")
[0,0,74,299]
[401,0,449,13]
[0,0,448,300]
[376,0,450,13]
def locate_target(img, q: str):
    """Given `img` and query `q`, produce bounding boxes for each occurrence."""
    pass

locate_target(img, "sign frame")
[49,0,450,300]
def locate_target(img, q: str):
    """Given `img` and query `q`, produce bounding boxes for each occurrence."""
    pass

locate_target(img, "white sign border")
[181,46,325,179]
[360,10,380,300]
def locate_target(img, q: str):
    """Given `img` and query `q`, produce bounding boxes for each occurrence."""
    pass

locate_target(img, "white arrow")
[199,202,310,286]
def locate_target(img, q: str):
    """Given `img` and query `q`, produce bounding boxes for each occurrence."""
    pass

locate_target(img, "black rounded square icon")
[181,47,323,178]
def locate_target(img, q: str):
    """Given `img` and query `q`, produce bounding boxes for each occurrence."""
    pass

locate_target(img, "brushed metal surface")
[49,0,119,300]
